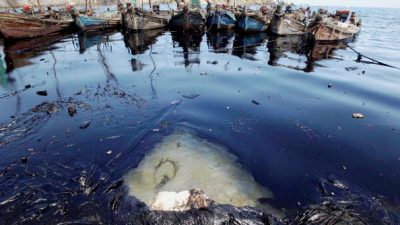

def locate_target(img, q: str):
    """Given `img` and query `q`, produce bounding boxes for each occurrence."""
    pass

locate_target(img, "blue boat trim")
[206,10,236,30]
[236,15,267,33]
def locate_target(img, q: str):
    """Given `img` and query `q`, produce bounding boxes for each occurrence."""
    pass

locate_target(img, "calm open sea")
[0,7,399,224]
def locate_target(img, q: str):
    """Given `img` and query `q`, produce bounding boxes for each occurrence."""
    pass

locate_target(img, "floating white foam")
[124,131,274,210]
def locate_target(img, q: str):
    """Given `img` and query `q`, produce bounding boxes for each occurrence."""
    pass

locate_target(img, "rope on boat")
[345,44,399,69]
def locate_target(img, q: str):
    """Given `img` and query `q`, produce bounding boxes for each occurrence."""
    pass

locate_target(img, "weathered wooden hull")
[270,15,306,36]
[0,12,72,40]
[308,21,360,43]
[169,10,205,32]
[206,10,236,30]
[236,14,268,33]
[71,12,120,32]
[122,9,171,31]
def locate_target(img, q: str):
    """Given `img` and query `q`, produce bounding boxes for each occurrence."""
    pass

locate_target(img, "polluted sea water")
[124,130,276,212]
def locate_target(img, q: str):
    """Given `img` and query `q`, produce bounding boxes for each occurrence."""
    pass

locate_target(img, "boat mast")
[6,0,18,12]
[36,0,43,14]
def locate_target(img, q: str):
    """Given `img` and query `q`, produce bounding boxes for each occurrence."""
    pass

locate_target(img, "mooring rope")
[345,44,399,69]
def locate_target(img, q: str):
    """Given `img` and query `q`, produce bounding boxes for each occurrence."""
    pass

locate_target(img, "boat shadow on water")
[267,35,348,72]
[171,30,204,69]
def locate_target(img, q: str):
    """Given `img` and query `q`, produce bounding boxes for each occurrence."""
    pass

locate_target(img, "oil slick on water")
[124,130,275,212]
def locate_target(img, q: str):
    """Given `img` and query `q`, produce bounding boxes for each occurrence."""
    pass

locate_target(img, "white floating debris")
[106,150,112,155]
[151,189,211,212]
[352,113,365,119]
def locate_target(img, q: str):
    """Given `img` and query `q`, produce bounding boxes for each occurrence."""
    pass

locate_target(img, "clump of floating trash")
[124,131,273,211]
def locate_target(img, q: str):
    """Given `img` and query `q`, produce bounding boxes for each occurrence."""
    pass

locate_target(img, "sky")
[287,0,400,8]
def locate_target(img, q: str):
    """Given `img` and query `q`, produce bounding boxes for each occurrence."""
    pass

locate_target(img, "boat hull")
[169,10,205,32]
[206,10,236,30]
[235,14,268,33]
[0,12,72,40]
[269,15,306,36]
[308,21,360,43]
[71,12,120,32]
[122,9,171,31]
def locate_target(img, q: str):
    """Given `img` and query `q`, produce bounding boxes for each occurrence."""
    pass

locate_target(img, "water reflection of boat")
[2,33,70,72]
[267,35,305,66]
[77,30,118,53]
[77,30,119,82]
[124,29,163,72]
[308,43,346,60]
[206,30,235,53]
[171,30,204,68]
[267,35,346,72]
[232,33,267,60]
[124,29,163,55]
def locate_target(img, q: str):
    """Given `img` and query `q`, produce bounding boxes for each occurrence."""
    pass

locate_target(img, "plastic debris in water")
[124,131,274,210]
[36,90,48,96]
[79,121,91,129]
[352,113,364,119]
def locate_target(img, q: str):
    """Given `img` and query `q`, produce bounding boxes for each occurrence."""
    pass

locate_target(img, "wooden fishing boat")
[235,6,272,33]
[169,7,205,32]
[269,5,306,36]
[0,12,72,40]
[307,16,361,43]
[122,5,172,31]
[70,11,121,32]
[236,13,269,33]
[206,8,236,30]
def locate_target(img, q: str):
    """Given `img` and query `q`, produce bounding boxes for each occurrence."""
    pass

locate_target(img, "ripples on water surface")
[0,7,399,225]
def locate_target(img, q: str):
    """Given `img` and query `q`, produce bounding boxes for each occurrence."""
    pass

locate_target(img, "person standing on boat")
[206,0,212,13]
[256,6,271,24]
[350,12,361,26]
[304,7,311,19]
[176,0,186,10]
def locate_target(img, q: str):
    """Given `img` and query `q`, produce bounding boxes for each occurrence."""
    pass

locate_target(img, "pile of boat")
[0,1,361,45]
